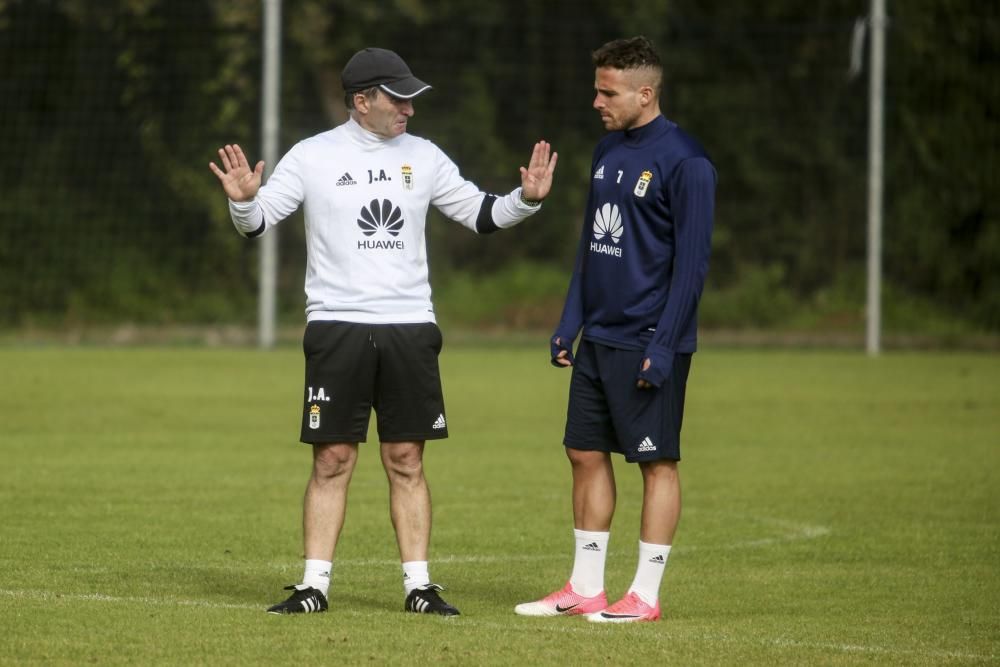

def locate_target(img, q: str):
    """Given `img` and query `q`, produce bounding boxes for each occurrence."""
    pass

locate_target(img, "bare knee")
[639,459,679,484]
[566,447,610,471]
[381,441,425,483]
[312,443,358,482]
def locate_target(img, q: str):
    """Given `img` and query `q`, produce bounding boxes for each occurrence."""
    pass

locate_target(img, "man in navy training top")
[515,36,716,623]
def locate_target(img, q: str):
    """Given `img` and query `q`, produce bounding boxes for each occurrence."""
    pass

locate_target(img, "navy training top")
[553,114,717,387]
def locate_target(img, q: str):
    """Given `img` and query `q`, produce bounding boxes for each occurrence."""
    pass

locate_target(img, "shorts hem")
[625,453,682,464]
[563,439,612,453]
[300,433,366,445]
[565,440,681,463]
[378,431,449,442]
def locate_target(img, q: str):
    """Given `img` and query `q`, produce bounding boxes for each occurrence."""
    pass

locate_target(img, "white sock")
[569,529,609,597]
[627,541,671,606]
[402,560,429,595]
[302,559,332,597]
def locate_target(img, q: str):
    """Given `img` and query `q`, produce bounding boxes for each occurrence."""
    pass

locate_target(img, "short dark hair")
[591,36,662,71]
[345,86,380,111]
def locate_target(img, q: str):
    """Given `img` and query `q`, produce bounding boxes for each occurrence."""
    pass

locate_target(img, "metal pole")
[259,0,281,348]
[866,0,886,356]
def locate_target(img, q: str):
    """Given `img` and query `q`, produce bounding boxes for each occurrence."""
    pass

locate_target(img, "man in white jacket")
[209,47,557,616]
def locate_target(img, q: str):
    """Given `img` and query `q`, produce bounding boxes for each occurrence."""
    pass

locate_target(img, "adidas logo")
[336,172,357,186]
[594,165,605,180]
[300,597,322,612]
[582,542,601,551]
[649,554,665,565]
[637,436,656,453]
[432,414,446,430]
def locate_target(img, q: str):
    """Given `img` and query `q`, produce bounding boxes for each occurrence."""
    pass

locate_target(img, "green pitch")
[1,345,997,665]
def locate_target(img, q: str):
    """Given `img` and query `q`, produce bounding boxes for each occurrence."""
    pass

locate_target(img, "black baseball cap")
[341,47,432,99]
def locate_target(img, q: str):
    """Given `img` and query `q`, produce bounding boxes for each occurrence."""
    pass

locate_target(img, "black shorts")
[300,321,448,444]
[563,339,692,462]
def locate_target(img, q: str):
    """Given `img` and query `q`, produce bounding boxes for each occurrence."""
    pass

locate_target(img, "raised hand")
[519,141,558,202]
[208,144,264,202]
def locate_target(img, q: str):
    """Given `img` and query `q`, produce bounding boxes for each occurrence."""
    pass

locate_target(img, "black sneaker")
[266,584,328,614]
[404,583,460,616]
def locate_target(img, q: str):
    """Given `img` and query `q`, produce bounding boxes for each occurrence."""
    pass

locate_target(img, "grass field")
[1,344,997,665]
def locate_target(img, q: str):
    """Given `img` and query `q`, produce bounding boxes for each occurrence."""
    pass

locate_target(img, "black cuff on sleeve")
[475,194,500,234]
[245,213,266,239]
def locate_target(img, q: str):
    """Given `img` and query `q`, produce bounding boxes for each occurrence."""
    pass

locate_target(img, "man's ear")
[353,93,370,114]
[638,85,655,107]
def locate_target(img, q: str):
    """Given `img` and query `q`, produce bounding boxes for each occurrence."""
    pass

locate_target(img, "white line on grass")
[747,635,995,663]
[39,514,831,575]
[2,589,992,662]
[483,622,995,662]
[280,515,832,569]
[48,515,829,575]
[0,588,259,611]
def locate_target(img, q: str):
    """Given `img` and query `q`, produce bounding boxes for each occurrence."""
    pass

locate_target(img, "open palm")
[208,144,264,202]
[519,141,558,202]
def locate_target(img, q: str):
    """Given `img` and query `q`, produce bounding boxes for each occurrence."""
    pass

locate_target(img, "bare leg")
[638,460,681,544]
[380,441,430,562]
[303,442,359,560]
[567,448,616,531]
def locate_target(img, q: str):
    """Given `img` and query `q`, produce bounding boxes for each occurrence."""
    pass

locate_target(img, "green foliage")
[0,0,996,334]
[700,264,799,328]
[887,1,1000,331]
[0,0,262,327]
[701,264,993,339]
[1,347,998,663]
[433,261,570,331]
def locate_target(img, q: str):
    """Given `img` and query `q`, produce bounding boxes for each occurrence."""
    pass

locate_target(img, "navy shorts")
[563,339,692,462]
[300,321,448,444]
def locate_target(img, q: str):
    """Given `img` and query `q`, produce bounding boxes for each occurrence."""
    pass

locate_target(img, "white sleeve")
[430,147,541,234]
[228,144,306,238]
[491,187,542,229]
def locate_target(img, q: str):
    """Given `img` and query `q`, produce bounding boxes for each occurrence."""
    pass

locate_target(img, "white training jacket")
[228,118,542,324]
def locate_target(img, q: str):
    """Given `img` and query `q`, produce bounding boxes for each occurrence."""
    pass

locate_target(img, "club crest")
[634,170,653,197]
